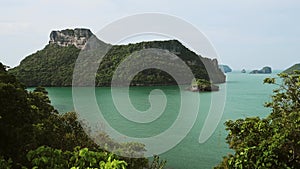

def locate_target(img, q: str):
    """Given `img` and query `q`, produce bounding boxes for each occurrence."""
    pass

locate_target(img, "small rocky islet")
[250,66,272,74]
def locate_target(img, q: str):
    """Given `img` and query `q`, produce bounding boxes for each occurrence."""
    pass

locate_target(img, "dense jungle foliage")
[215,71,300,169]
[0,62,166,169]
[9,40,225,87]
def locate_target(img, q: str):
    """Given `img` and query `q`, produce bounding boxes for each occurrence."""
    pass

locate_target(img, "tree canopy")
[9,40,225,87]
[0,62,165,169]
[215,71,300,168]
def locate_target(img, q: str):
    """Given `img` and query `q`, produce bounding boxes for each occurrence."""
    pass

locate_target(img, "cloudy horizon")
[1,0,299,70]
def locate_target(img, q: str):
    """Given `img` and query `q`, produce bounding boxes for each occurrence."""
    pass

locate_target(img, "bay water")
[36,71,280,168]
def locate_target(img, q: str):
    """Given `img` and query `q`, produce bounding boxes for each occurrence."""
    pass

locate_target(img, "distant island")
[241,69,246,73]
[282,63,300,74]
[218,65,232,73]
[250,66,272,74]
[9,28,226,87]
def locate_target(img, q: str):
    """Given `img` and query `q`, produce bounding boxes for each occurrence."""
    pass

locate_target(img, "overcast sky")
[1,0,299,70]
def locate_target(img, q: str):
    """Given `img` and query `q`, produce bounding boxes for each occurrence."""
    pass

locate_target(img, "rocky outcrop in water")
[250,66,272,74]
[219,65,232,73]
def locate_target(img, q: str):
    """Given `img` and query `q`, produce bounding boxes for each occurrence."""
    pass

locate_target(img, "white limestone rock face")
[49,28,93,49]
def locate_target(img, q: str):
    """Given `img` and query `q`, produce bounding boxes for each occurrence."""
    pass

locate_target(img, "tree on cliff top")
[215,71,300,169]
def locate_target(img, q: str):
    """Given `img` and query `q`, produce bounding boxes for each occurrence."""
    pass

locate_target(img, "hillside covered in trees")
[9,28,225,87]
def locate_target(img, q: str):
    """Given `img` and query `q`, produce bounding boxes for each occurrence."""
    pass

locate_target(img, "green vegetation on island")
[215,71,300,168]
[9,44,81,86]
[9,28,225,87]
[0,62,166,169]
[189,78,219,92]
[282,63,300,74]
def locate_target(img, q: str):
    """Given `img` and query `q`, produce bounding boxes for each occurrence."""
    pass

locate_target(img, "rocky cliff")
[49,28,93,49]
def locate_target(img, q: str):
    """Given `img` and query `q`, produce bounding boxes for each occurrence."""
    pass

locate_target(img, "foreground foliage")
[27,146,127,169]
[215,71,300,168]
[0,62,166,169]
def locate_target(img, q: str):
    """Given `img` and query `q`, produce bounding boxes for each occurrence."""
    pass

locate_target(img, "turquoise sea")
[36,71,281,169]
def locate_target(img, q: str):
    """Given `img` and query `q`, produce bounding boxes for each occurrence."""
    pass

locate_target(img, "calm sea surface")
[31,71,281,169]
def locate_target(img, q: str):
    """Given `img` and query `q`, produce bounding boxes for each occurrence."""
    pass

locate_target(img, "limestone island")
[9,28,226,87]
[241,69,246,73]
[250,66,272,74]
[219,65,232,73]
